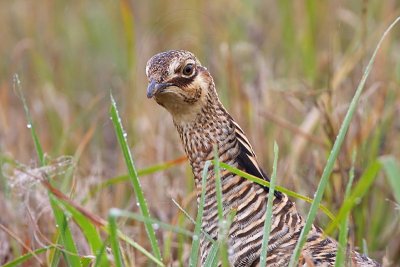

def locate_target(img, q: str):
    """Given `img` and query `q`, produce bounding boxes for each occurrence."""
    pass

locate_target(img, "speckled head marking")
[146,50,215,124]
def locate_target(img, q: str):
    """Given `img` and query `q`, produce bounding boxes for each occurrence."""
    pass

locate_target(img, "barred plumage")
[146,50,380,266]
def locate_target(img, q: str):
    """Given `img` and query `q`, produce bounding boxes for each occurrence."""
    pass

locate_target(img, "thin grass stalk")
[189,160,211,266]
[260,142,279,266]
[214,147,224,221]
[288,16,400,266]
[213,148,230,266]
[172,198,215,243]
[109,93,162,261]
[335,151,356,267]
[325,160,381,234]
[108,209,124,267]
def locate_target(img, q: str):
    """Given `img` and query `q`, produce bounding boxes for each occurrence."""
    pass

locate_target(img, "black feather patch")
[234,125,283,199]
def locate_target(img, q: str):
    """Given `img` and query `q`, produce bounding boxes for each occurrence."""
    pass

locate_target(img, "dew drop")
[27,123,32,129]
[152,223,159,230]
[193,235,199,241]
[123,132,128,137]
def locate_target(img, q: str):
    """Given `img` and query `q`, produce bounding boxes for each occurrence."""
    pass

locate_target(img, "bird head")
[146,50,215,123]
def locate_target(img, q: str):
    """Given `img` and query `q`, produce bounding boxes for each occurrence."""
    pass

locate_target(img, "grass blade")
[57,199,109,266]
[2,246,55,267]
[325,160,381,235]
[203,243,219,267]
[260,142,279,266]
[109,93,162,261]
[335,151,357,267]
[288,16,400,267]
[15,75,81,266]
[49,194,82,267]
[214,147,224,221]
[115,228,165,267]
[108,209,124,267]
[213,147,230,266]
[189,160,211,266]
[13,74,45,165]
[219,162,335,220]
[172,198,216,243]
[90,156,186,197]
[380,156,400,204]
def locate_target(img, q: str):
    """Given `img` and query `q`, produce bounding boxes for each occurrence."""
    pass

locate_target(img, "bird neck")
[174,93,239,185]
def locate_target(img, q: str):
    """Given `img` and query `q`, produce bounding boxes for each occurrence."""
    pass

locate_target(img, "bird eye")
[182,63,194,76]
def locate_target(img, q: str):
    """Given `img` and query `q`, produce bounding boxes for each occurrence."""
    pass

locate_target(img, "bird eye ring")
[182,63,194,76]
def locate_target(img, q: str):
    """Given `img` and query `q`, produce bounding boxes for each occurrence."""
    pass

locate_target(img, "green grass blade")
[219,209,236,267]
[57,199,109,266]
[91,156,186,197]
[109,93,162,261]
[13,74,45,165]
[203,243,219,267]
[325,160,381,235]
[108,209,193,237]
[335,151,357,267]
[288,16,400,267]
[380,156,400,204]
[213,147,230,266]
[172,198,216,243]
[189,160,211,267]
[15,75,81,267]
[260,142,279,266]
[108,209,124,267]
[116,231,165,267]
[219,162,335,220]
[49,195,82,267]
[214,147,224,221]
[94,240,109,267]
[2,246,55,267]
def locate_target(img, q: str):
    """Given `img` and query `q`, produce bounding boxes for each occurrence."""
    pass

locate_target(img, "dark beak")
[146,79,173,98]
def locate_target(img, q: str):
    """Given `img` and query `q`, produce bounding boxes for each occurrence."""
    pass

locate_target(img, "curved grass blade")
[2,246,55,267]
[109,93,162,261]
[189,160,211,266]
[91,156,186,196]
[260,142,279,266]
[288,16,400,266]
[218,162,335,220]
[108,209,193,237]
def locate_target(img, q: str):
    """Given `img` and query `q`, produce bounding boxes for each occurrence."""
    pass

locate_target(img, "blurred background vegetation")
[0,0,399,266]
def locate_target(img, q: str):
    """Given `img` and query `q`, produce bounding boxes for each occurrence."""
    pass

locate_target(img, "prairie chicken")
[146,50,380,267]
